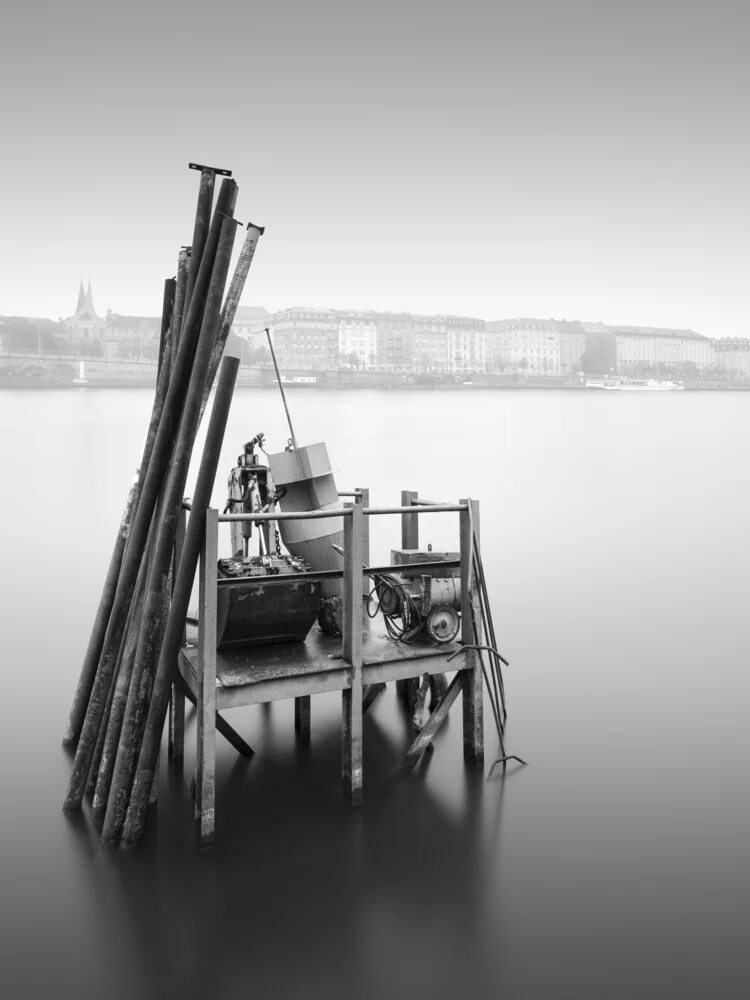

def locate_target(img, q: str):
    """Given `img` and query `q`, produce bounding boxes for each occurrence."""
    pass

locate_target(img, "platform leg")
[168,683,185,766]
[462,663,484,766]
[412,672,431,732]
[295,696,311,744]
[342,686,363,803]
[362,682,386,714]
[195,509,218,847]
[460,499,484,767]
[342,502,364,805]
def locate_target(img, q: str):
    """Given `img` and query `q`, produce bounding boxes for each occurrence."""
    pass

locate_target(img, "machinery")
[371,548,462,645]
[216,553,320,650]
[217,435,321,649]
[225,433,275,558]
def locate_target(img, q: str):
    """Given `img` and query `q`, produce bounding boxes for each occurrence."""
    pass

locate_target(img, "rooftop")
[607,325,706,340]
[106,314,160,328]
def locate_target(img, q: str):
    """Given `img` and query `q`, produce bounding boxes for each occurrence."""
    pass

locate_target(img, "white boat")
[73,361,88,385]
[586,377,684,391]
[613,379,684,391]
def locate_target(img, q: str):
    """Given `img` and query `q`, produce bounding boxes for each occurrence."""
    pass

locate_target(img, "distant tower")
[64,277,105,342]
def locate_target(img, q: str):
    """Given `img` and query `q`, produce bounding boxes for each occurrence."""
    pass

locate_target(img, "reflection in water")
[61,697,498,1000]
[1,388,749,999]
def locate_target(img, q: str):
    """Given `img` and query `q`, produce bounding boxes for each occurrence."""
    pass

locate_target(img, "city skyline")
[2,1,749,337]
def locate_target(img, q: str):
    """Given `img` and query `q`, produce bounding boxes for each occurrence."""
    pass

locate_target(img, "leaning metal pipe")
[157,278,176,380]
[62,181,238,813]
[199,223,265,422]
[170,249,190,377]
[122,354,241,847]
[101,213,240,845]
[62,300,175,747]
[182,169,215,330]
[90,530,153,824]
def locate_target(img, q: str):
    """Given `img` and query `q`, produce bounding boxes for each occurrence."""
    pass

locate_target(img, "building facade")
[101,314,161,360]
[711,338,750,378]
[230,305,272,354]
[557,320,588,374]
[486,319,561,374]
[270,308,340,369]
[611,326,714,374]
[336,310,379,368]
[373,312,415,371]
[446,315,487,374]
[266,307,487,372]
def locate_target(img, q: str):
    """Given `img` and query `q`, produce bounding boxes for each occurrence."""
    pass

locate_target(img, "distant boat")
[615,379,684,391]
[276,375,317,388]
[73,361,88,385]
[585,377,684,391]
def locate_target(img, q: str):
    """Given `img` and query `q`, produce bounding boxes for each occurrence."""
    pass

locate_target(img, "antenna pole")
[265,327,300,453]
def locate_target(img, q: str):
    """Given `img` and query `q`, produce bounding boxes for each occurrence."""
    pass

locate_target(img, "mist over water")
[0,387,748,999]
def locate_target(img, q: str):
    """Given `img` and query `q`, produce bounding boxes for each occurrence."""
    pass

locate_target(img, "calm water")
[0,387,748,999]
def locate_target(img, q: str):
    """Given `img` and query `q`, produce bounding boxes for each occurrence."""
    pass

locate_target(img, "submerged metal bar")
[397,671,463,772]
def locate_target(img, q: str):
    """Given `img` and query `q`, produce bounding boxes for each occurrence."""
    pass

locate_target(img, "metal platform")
[178,616,464,708]
[169,490,484,846]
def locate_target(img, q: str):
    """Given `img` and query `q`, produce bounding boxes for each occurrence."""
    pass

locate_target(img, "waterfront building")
[711,338,750,378]
[411,314,449,372]
[267,307,486,373]
[270,307,340,369]
[446,315,487,374]
[486,319,561,375]
[336,310,379,369]
[557,320,588,375]
[611,326,714,374]
[230,305,272,354]
[63,280,106,342]
[373,312,415,371]
[102,313,161,360]
[410,313,486,374]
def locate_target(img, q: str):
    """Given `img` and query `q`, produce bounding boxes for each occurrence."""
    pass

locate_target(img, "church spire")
[81,279,97,318]
[76,279,85,312]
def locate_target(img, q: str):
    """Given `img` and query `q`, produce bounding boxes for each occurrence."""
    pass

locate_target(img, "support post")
[397,489,418,710]
[168,504,187,766]
[196,508,218,847]
[460,499,484,767]
[356,487,370,598]
[400,490,419,549]
[294,696,311,744]
[342,504,364,804]
[398,672,463,772]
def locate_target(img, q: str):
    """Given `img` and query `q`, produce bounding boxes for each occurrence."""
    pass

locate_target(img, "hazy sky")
[2,0,748,335]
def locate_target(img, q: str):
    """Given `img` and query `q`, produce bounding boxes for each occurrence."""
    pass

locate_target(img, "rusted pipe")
[182,167,216,328]
[102,213,240,845]
[62,180,238,813]
[90,537,151,825]
[62,290,175,747]
[122,354,241,848]
[200,223,264,421]
[170,249,190,376]
[157,278,176,379]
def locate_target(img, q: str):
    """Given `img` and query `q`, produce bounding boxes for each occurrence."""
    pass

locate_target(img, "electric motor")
[425,605,460,644]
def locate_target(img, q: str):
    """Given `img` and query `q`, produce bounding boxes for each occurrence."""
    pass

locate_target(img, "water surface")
[0,387,747,998]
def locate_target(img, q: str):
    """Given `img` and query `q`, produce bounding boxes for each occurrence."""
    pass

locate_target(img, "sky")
[1,0,748,336]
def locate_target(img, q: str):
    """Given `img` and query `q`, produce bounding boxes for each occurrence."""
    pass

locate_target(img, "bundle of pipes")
[61,163,265,848]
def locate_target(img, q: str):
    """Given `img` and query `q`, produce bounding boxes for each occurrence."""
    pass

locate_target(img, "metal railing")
[192,490,478,673]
